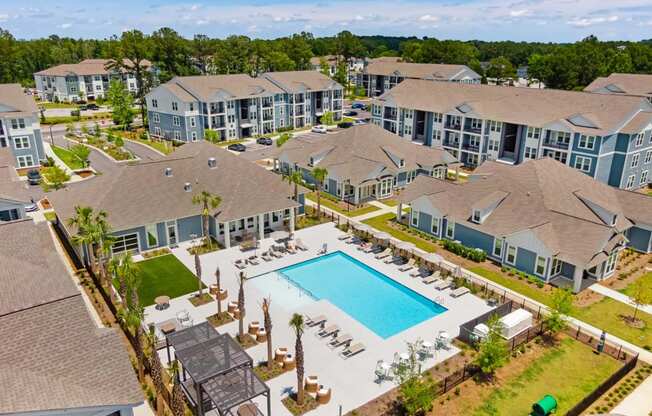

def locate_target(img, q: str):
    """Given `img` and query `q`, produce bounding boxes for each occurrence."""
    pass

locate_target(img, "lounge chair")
[347,236,362,245]
[317,324,340,338]
[374,248,392,259]
[357,242,372,251]
[450,287,470,298]
[398,258,416,272]
[305,314,327,327]
[363,244,381,254]
[318,243,328,255]
[234,259,247,269]
[270,248,283,258]
[295,239,309,251]
[384,255,401,264]
[422,275,440,284]
[261,252,272,262]
[286,241,297,254]
[340,342,366,359]
[410,267,431,278]
[248,255,260,265]
[328,333,353,349]
[434,278,453,290]
[338,233,352,241]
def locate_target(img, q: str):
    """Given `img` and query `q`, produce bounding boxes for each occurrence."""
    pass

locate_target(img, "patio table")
[237,404,258,416]
[159,320,177,335]
[154,295,170,310]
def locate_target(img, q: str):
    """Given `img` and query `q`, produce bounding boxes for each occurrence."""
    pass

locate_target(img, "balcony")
[262,98,273,108]
[542,140,569,150]
[463,124,482,134]
[442,140,459,148]
[210,103,225,114]
[383,109,397,121]
[461,142,480,152]
[445,122,461,130]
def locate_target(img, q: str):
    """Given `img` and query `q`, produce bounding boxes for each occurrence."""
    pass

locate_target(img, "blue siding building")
[0,84,45,171]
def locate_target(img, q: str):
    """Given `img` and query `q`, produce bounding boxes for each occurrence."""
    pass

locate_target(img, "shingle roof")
[400,158,651,266]
[169,74,284,101]
[48,142,299,232]
[263,71,342,92]
[0,148,35,203]
[377,79,652,135]
[0,83,38,116]
[0,220,142,413]
[275,124,458,185]
[364,61,476,81]
[584,73,652,99]
[35,58,152,77]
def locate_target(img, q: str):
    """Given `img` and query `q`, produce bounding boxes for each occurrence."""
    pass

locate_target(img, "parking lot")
[237,129,337,161]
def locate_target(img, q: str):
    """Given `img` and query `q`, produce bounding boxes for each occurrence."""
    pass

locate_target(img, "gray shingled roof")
[35,58,152,77]
[584,73,652,99]
[48,142,299,232]
[263,71,342,92]
[400,158,652,267]
[364,61,475,80]
[169,74,284,101]
[0,220,142,413]
[0,148,35,203]
[376,79,652,136]
[0,83,38,116]
[275,124,458,186]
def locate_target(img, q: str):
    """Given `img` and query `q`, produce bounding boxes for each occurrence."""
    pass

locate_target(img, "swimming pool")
[275,251,446,338]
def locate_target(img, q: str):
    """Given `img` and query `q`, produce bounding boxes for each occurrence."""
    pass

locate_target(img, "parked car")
[78,104,88,111]
[337,121,354,129]
[345,110,358,116]
[256,137,273,145]
[312,125,328,134]
[351,102,366,110]
[86,103,100,110]
[24,202,38,212]
[227,143,246,152]
[26,169,41,186]
[354,119,367,125]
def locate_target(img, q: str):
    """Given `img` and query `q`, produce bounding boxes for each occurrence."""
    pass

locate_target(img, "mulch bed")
[235,333,258,349]
[282,393,319,416]
[207,311,235,327]
[189,293,213,307]
[253,361,289,381]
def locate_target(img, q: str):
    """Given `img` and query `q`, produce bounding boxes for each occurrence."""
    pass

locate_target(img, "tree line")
[1,26,651,91]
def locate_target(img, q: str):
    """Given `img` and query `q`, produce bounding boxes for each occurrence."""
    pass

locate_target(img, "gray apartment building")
[0,84,44,171]
[398,158,652,292]
[357,57,481,97]
[34,58,154,102]
[145,71,343,142]
[371,79,652,190]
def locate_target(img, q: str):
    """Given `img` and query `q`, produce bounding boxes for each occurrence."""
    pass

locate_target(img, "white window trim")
[551,258,562,276]
[645,150,652,164]
[445,220,455,239]
[574,155,592,173]
[472,210,481,223]
[190,117,196,128]
[13,136,30,149]
[431,217,439,235]
[626,174,635,189]
[631,153,640,168]
[16,155,35,168]
[578,135,596,150]
[505,245,517,265]
[535,255,547,277]
[493,238,503,258]
[640,170,648,185]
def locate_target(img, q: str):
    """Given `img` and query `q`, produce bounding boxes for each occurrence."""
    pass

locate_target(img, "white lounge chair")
[305,314,327,327]
[422,275,440,284]
[234,259,247,269]
[450,286,470,298]
[318,243,328,255]
[410,267,431,278]
[362,243,379,253]
[357,242,372,251]
[347,236,362,245]
[384,255,401,264]
[317,324,340,338]
[328,333,352,349]
[374,248,392,259]
[261,252,272,262]
[433,278,453,290]
[337,233,352,241]
[295,239,309,251]
[248,255,260,265]
[340,342,366,359]
[398,258,416,272]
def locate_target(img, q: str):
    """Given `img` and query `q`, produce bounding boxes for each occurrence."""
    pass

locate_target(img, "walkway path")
[350,200,396,221]
[589,283,652,315]
[612,374,652,416]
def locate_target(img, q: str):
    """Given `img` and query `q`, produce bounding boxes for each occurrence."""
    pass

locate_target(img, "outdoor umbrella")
[372,231,391,241]
[396,241,416,255]
[353,223,371,234]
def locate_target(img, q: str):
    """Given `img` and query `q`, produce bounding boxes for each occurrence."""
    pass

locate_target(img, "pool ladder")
[276,271,318,301]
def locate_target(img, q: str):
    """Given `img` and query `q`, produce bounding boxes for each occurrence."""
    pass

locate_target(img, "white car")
[312,125,328,134]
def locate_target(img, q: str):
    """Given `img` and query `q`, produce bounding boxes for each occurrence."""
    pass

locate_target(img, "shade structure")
[203,367,269,414]
[423,253,443,264]
[353,223,371,233]
[372,231,391,241]
[174,334,252,383]
[396,241,416,251]
[269,230,289,241]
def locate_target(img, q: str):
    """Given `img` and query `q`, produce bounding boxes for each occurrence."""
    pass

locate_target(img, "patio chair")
[261,252,272,262]
[398,258,416,272]
[328,333,353,349]
[410,267,431,278]
[338,233,352,241]
[357,242,372,251]
[317,324,340,338]
[270,248,283,258]
[248,255,260,265]
[450,286,470,298]
[318,243,328,255]
[433,278,453,290]
[305,314,327,327]
[384,255,402,264]
[234,259,248,269]
[422,275,440,284]
[286,241,298,254]
[295,239,309,251]
[363,244,381,253]
[374,248,392,259]
[340,342,366,359]
[347,236,362,245]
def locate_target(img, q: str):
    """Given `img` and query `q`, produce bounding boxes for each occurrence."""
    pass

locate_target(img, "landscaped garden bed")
[282,394,319,416]
[51,145,86,169]
[253,361,289,382]
[141,248,171,259]
[362,213,439,252]
[306,192,380,217]
[69,131,135,161]
[189,292,213,307]
[109,127,175,155]
[207,311,235,328]
[296,206,331,230]
[588,363,652,414]
[187,237,222,255]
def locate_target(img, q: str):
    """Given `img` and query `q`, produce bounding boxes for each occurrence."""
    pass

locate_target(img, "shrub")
[442,239,487,262]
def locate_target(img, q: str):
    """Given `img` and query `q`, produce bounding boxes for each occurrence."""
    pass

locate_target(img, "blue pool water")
[277,251,446,338]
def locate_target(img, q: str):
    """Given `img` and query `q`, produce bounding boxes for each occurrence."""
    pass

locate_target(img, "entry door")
[166,221,178,246]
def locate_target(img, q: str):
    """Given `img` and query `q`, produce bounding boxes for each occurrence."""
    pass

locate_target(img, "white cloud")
[419,14,439,22]
[567,15,619,27]
[0,13,8,22]
[58,23,72,29]
[190,4,201,11]
[196,19,209,25]
[354,15,364,21]
[509,9,529,17]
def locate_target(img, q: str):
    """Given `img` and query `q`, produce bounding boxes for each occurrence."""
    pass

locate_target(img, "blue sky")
[1,0,652,42]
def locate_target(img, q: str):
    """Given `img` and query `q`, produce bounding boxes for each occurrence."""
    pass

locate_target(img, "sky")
[1,0,652,42]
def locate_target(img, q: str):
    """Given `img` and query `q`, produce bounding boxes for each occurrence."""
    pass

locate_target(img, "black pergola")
[167,323,271,416]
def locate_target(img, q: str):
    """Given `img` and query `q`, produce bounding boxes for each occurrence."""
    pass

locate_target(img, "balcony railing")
[442,140,459,148]
[462,143,480,151]
[542,140,569,150]
[464,125,482,134]
[445,122,461,130]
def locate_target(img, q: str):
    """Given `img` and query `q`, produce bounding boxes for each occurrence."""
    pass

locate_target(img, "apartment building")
[398,158,652,292]
[585,73,652,104]
[357,58,481,97]
[310,55,364,79]
[273,124,458,204]
[371,79,652,190]
[34,58,154,102]
[146,71,343,142]
[0,84,44,171]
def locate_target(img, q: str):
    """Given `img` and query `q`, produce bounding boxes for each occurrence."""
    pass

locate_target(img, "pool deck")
[146,222,493,416]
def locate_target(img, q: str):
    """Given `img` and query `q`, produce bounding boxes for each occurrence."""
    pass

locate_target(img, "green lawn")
[473,337,621,416]
[40,102,80,109]
[362,213,438,252]
[51,145,84,170]
[306,192,380,217]
[621,272,652,298]
[379,199,399,207]
[469,267,554,307]
[129,254,205,306]
[130,138,173,155]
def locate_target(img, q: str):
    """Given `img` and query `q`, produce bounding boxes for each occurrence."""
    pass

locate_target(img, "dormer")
[575,192,619,227]
[307,147,332,167]
[604,83,626,94]
[471,190,509,224]
[381,146,406,169]
[566,113,599,129]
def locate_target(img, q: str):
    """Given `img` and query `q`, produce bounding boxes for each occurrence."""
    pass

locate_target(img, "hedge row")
[442,239,487,262]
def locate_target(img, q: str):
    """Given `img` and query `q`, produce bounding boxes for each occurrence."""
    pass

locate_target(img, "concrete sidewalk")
[612,374,652,416]
[590,283,652,315]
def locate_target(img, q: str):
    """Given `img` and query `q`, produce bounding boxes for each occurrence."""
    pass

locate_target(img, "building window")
[153,127,161,136]
[578,135,596,150]
[190,102,195,111]
[625,174,635,189]
[489,120,502,133]
[524,147,537,159]
[488,139,499,152]
[535,256,546,276]
[190,117,196,128]
[433,113,443,123]
[445,220,454,239]
[411,211,419,227]
[151,99,158,108]
[470,118,482,130]
[640,170,648,185]
[631,153,640,168]
[431,217,439,235]
[604,251,618,275]
[635,132,644,147]
[145,224,158,247]
[645,150,652,164]
[493,239,503,257]
[472,210,481,223]
[172,116,180,127]
[112,233,139,254]
[174,131,181,140]
[152,113,160,123]
[574,155,592,173]
[16,155,34,168]
[506,245,517,265]
[551,258,562,276]
[191,132,197,142]
[11,119,25,129]
[526,127,541,140]
[172,101,178,111]
[13,136,30,149]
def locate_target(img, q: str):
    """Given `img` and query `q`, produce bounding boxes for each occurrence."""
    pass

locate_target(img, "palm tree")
[108,253,137,303]
[68,206,114,287]
[167,360,186,416]
[311,167,328,218]
[192,190,222,250]
[120,304,145,380]
[215,266,222,315]
[262,297,273,369]
[144,325,165,415]
[283,171,303,202]
[289,313,306,405]
[194,251,203,297]
[67,206,95,267]
[237,271,246,342]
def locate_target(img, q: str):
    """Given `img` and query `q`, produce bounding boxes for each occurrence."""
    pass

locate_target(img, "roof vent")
[184,182,192,192]
[208,157,217,169]
[164,167,173,177]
